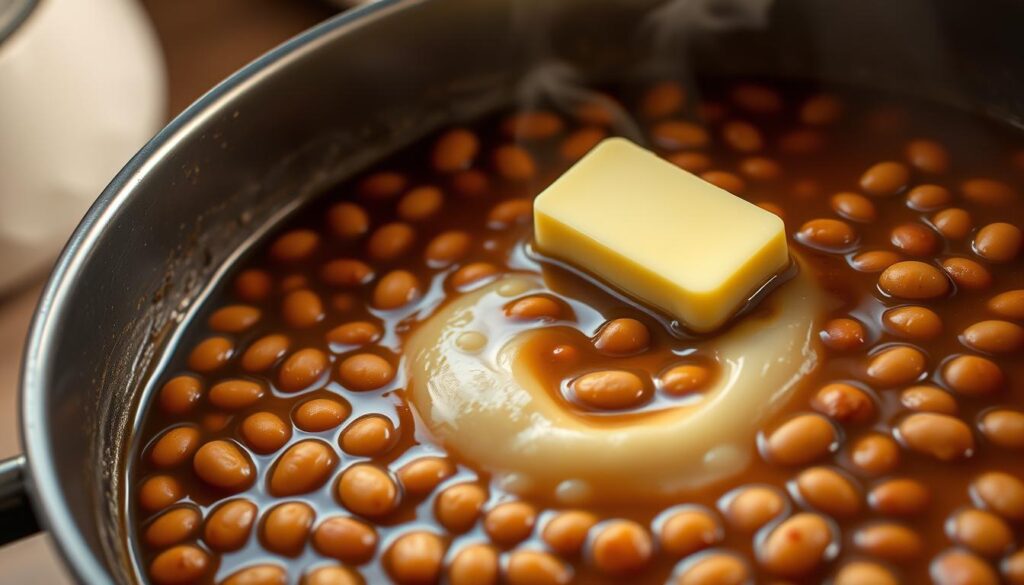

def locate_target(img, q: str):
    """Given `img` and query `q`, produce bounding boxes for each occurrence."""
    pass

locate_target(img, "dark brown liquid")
[129,78,1024,584]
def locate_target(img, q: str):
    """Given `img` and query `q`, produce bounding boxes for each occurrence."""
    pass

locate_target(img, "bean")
[810,382,874,425]
[962,178,1017,206]
[973,472,1024,521]
[1005,551,1024,585]
[139,475,183,512]
[865,346,926,387]
[502,111,564,140]
[849,433,900,475]
[869,478,930,516]
[386,531,446,585]
[338,353,394,392]
[897,413,974,461]
[145,506,201,548]
[796,467,861,519]
[312,516,378,564]
[188,336,233,372]
[641,81,686,118]
[883,306,943,340]
[860,161,909,196]
[278,348,328,392]
[193,440,253,490]
[700,171,745,194]
[963,320,1024,353]
[560,127,607,161]
[234,269,272,302]
[900,385,957,414]
[980,409,1024,449]
[398,186,444,222]
[434,483,487,533]
[263,501,315,556]
[931,550,999,585]
[943,355,1004,395]
[830,192,876,222]
[800,94,843,125]
[739,156,782,182]
[373,270,420,309]
[326,322,381,347]
[594,318,650,355]
[572,370,647,410]
[797,218,857,251]
[575,96,616,126]
[280,274,308,292]
[395,457,453,499]
[269,440,337,497]
[758,513,833,578]
[327,202,370,239]
[721,120,762,152]
[242,334,290,372]
[451,263,500,290]
[975,222,1022,262]
[764,414,837,466]
[282,289,324,329]
[204,499,257,551]
[906,184,952,210]
[450,169,490,198]
[661,364,712,396]
[653,120,710,150]
[591,520,653,575]
[932,207,973,240]
[949,508,1013,557]
[222,565,287,585]
[337,464,399,517]
[891,222,939,256]
[484,501,537,545]
[756,201,785,218]
[854,522,922,562]
[989,290,1024,319]
[209,379,264,410]
[270,229,319,262]
[905,139,950,173]
[294,398,349,432]
[432,128,479,172]
[358,171,406,200]
[424,230,471,266]
[159,375,202,416]
[659,508,721,557]
[851,250,902,273]
[723,486,784,533]
[778,129,825,154]
[942,257,993,291]
[542,510,597,555]
[488,198,533,228]
[820,318,866,351]
[675,554,750,585]
[209,305,261,333]
[506,296,562,320]
[149,545,210,585]
[731,84,781,113]
[878,261,949,299]
[150,426,201,468]
[320,258,373,287]
[506,550,572,585]
[367,222,415,262]
[493,145,537,181]
[667,152,712,173]
[449,544,499,585]
[340,415,396,457]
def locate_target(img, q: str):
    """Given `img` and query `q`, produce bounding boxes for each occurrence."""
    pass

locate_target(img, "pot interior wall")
[24,0,1024,582]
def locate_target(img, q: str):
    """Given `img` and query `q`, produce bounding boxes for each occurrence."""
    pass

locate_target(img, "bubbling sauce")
[130,79,1024,584]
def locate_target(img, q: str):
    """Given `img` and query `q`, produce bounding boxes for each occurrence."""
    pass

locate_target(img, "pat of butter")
[534,137,788,332]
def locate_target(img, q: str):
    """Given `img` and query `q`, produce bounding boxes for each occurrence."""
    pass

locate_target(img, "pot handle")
[0,455,41,544]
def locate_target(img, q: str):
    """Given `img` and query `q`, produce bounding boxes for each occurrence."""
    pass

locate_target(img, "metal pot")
[2,0,1023,582]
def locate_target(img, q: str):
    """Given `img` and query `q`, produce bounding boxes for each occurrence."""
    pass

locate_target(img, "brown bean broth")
[129,79,1024,584]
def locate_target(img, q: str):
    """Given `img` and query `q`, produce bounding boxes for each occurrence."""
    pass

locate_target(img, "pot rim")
[18,0,407,582]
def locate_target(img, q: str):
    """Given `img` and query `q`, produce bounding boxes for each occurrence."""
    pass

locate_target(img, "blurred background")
[0,1,340,581]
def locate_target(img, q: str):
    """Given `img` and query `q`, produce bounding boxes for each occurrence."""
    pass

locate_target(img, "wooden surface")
[0,1,332,581]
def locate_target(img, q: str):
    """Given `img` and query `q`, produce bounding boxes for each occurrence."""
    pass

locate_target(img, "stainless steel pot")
[2,0,1024,582]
